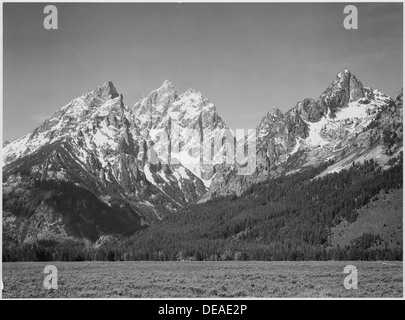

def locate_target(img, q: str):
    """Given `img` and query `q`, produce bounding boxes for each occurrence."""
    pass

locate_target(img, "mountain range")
[2,69,403,251]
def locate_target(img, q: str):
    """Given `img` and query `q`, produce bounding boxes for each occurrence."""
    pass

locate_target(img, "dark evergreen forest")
[3,153,403,262]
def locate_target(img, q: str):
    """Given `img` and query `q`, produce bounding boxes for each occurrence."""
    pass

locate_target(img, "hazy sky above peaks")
[3,2,403,141]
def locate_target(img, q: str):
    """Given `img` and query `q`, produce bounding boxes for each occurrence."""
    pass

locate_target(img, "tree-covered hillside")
[4,153,402,262]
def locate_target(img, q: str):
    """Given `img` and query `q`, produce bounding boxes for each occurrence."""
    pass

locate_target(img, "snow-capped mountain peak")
[266,107,284,118]
[207,70,402,198]
[3,79,232,232]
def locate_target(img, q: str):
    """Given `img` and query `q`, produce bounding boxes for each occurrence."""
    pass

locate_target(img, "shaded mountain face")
[207,70,403,198]
[2,81,228,244]
[2,69,403,244]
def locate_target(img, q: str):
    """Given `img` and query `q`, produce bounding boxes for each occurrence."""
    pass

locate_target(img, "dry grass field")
[2,261,403,298]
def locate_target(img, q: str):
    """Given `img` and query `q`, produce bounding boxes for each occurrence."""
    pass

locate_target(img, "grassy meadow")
[2,261,402,298]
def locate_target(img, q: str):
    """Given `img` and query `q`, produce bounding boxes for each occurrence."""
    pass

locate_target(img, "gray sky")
[3,2,403,141]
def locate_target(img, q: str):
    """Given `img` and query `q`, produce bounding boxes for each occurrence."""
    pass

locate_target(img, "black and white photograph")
[1,1,403,303]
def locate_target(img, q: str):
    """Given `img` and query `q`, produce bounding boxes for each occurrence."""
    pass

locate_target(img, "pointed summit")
[94,81,119,100]
[258,107,284,129]
[267,107,283,118]
[334,69,363,92]
[317,69,365,116]
[184,87,199,94]
[151,80,176,100]
[133,80,177,116]
[335,69,364,101]
[336,68,351,79]
[183,87,203,100]
[162,79,173,87]
[157,79,175,93]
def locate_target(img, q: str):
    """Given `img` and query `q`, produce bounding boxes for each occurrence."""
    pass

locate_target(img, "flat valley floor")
[2,261,403,298]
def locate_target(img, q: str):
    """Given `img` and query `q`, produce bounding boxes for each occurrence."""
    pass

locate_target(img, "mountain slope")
[207,70,403,198]
[2,81,228,244]
[330,188,403,251]
[2,70,403,249]
[75,152,403,262]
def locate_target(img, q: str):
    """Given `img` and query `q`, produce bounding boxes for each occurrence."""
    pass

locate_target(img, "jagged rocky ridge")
[2,80,228,243]
[2,69,403,244]
[206,70,403,198]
